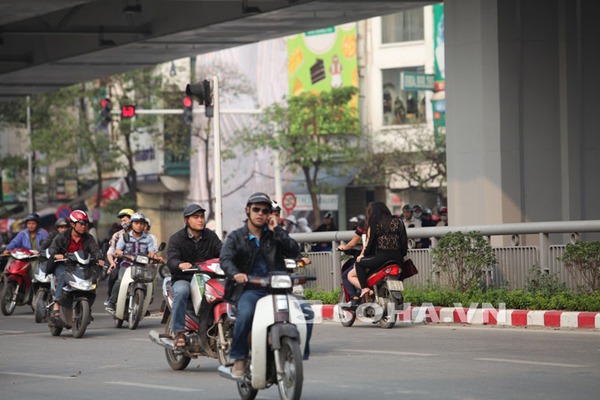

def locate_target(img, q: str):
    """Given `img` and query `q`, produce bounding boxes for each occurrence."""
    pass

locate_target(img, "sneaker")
[231,360,246,378]
[105,302,115,312]
[103,299,111,307]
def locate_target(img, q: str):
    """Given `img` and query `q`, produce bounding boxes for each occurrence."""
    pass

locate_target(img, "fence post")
[331,241,340,292]
[539,232,550,271]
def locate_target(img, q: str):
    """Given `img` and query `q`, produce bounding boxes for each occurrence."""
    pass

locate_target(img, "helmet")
[439,206,448,214]
[271,200,282,212]
[130,212,146,223]
[413,204,423,212]
[55,218,68,228]
[145,217,151,228]
[402,204,413,212]
[69,210,89,224]
[246,192,271,206]
[117,208,135,218]
[357,214,365,222]
[24,213,40,224]
[349,216,358,223]
[183,203,206,218]
[324,211,334,219]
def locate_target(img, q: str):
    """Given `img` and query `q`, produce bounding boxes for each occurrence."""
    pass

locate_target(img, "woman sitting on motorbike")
[347,202,408,302]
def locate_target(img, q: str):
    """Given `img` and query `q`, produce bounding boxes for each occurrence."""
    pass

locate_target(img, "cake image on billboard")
[310,58,326,84]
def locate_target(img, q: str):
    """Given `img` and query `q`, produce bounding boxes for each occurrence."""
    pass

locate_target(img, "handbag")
[399,258,418,281]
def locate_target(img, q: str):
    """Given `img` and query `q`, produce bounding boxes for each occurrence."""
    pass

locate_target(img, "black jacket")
[46,228,103,274]
[166,227,222,283]
[40,230,59,251]
[220,223,301,301]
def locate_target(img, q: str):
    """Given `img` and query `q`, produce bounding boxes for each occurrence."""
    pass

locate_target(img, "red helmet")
[439,206,448,214]
[69,210,89,224]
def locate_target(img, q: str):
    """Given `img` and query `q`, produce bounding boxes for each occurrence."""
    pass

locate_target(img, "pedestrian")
[313,211,337,251]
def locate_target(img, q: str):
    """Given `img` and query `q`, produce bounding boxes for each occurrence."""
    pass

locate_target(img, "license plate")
[386,280,404,291]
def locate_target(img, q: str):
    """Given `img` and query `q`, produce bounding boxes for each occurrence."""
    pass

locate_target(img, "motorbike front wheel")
[237,379,258,400]
[164,314,191,370]
[34,289,49,323]
[0,280,17,316]
[276,336,304,400]
[72,299,91,338]
[128,289,145,330]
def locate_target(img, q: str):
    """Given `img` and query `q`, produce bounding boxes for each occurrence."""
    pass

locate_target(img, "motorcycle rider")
[105,208,135,307]
[40,218,69,251]
[3,213,48,253]
[220,192,313,378]
[105,212,162,312]
[166,204,222,347]
[47,210,105,317]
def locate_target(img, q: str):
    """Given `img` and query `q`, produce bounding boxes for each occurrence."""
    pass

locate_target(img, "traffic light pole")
[212,76,223,239]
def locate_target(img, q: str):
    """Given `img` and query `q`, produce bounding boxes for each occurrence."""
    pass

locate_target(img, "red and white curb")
[317,305,600,329]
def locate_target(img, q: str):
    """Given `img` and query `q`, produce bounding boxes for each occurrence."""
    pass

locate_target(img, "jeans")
[230,289,314,361]
[342,264,358,299]
[52,263,66,302]
[171,280,191,333]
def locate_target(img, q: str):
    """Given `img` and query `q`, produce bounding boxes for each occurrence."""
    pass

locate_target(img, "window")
[382,67,427,126]
[381,8,424,44]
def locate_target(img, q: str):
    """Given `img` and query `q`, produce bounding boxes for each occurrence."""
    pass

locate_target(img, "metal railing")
[291,220,600,292]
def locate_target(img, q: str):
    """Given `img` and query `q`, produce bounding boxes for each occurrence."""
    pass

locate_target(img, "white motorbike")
[110,241,165,330]
[219,259,315,400]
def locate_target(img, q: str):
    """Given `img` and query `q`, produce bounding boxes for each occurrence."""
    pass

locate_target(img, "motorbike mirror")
[158,242,166,252]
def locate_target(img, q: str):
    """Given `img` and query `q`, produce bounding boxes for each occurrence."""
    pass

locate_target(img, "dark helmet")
[69,210,89,224]
[271,200,282,212]
[55,218,68,228]
[183,203,206,218]
[413,204,424,212]
[130,212,146,223]
[24,213,40,224]
[402,204,413,212]
[246,192,271,206]
[324,211,334,219]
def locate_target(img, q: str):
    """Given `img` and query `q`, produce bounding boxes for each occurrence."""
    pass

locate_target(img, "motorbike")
[32,250,53,323]
[336,248,405,329]
[1,248,38,316]
[109,241,166,330]
[49,250,99,338]
[149,258,234,371]
[219,259,315,400]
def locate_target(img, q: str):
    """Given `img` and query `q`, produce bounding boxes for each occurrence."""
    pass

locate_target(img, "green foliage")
[303,288,341,305]
[559,241,600,293]
[525,265,566,295]
[431,231,496,291]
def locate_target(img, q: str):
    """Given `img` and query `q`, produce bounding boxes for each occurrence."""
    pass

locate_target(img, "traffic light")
[100,98,111,128]
[121,105,136,119]
[185,79,213,117]
[183,96,193,125]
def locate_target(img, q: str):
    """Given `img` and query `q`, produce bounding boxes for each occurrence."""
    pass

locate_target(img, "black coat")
[166,227,222,283]
[46,228,103,275]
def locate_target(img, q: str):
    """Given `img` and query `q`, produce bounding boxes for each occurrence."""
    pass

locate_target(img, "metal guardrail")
[292,220,600,292]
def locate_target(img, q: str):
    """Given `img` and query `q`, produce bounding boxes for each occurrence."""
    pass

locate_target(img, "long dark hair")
[365,201,392,231]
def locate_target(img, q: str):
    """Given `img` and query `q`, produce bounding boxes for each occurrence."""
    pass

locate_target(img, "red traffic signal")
[182,97,193,108]
[100,98,111,108]
[121,105,136,118]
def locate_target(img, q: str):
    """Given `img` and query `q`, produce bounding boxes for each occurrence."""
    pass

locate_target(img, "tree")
[239,87,361,225]
[357,125,447,204]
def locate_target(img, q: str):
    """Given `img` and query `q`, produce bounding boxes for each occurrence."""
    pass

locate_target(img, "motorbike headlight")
[135,255,149,264]
[71,279,94,291]
[270,275,292,289]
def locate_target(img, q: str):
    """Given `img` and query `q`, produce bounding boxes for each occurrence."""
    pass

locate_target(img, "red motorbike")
[1,248,39,315]
[149,258,234,370]
[336,249,405,329]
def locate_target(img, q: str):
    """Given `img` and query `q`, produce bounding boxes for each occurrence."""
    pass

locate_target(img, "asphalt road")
[1,280,599,400]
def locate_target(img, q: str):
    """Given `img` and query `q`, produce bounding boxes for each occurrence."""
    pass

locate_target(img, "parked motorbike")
[219,259,315,400]
[32,250,53,323]
[336,248,405,329]
[49,250,99,338]
[109,241,166,330]
[149,258,234,370]
[1,248,38,316]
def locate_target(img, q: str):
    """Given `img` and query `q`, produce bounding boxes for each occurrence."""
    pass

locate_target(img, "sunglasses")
[251,206,271,215]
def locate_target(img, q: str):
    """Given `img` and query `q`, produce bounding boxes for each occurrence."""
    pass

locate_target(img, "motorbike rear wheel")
[1,280,17,316]
[276,336,304,400]
[34,289,49,323]
[336,290,356,327]
[72,299,91,338]
[377,284,397,329]
[128,289,145,330]
[164,314,191,370]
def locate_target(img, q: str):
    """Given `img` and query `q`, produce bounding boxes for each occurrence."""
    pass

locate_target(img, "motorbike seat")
[381,260,402,268]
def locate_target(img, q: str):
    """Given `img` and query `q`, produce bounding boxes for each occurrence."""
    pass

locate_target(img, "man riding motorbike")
[104,208,135,306]
[47,210,105,317]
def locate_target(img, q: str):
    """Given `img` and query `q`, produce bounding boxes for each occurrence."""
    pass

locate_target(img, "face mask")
[414,211,422,219]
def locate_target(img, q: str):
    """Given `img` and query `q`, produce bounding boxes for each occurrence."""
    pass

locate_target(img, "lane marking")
[474,358,587,368]
[336,349,437,357]
[0,372,76,379]
[106,381,202,392]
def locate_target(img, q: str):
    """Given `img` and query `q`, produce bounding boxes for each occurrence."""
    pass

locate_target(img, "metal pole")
[272,122,282,204]
[213,76,223,239]
[26,96,33,213]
